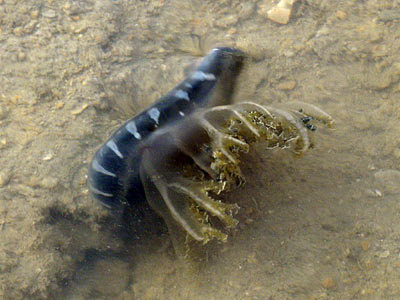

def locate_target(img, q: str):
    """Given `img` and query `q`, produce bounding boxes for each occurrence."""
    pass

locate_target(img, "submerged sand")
[0,0,399,299]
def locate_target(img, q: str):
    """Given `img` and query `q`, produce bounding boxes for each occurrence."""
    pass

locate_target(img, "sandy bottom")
[1,0,399,299]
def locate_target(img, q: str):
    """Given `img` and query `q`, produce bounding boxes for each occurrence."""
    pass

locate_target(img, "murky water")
[1,0,399,299]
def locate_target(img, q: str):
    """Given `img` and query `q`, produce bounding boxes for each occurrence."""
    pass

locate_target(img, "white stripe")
[92,159,116,177]
[175,89,190,101]
[90,184,113,197]
[147,108,161,124]
[184,82,193,88]
[106,140,123,158]
[125,121,141,139]
[179,111,185,116]
[192,71,216,81]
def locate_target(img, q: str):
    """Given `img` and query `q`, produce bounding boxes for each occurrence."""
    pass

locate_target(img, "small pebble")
[17,52,26,61]
[267,0,297,25]
[71,103,89,115]
[54,101,65,109]
[42,153,53,161]
[322,277,335,289]
[336,10,346,20]
[283,49,295,57]
[31,10,40,19]
[227,28,237,35]
[42,9,56,18]
[361,241,369,251]
[267,6,292,24]
[40,177,58,189]
[276,80,296,90]
[70,24,87,34]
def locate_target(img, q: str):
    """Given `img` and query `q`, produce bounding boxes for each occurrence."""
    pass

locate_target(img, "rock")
[267,6,292,24]
[374,169,400,194]
[266,0,297,25]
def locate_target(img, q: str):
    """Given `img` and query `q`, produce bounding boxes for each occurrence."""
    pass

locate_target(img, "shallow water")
[1,0,400,299]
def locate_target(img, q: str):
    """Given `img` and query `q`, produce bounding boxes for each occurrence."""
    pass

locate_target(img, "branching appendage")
[141,101,334,258]
[182,102,334,246]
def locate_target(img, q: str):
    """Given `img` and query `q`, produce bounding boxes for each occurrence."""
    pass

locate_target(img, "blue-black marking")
[88,47,245,209]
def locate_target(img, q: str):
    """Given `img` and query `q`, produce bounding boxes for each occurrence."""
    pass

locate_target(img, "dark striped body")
[88,47,245,209]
